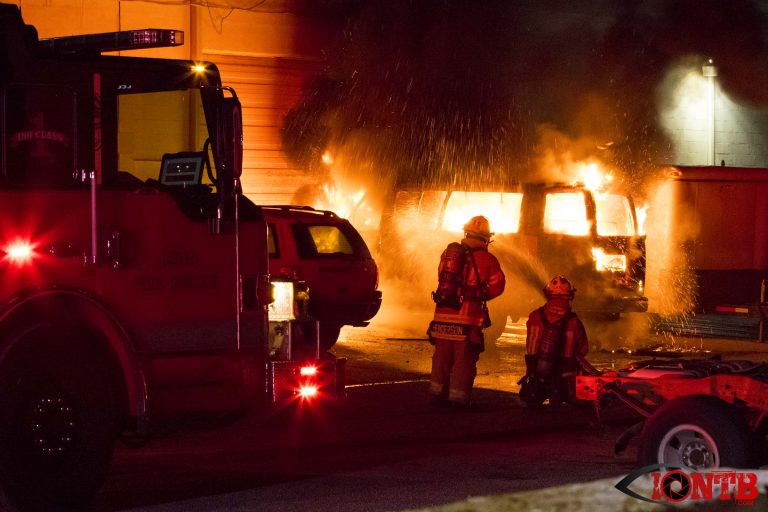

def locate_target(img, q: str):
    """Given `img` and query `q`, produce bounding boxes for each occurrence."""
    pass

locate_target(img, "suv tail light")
[279,266,300,280]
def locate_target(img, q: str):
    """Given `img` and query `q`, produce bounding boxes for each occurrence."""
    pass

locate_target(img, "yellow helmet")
[463,215,494,243]
[544,275,576,299]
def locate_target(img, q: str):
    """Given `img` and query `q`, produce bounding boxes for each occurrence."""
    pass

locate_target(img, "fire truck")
[0,5,343,511]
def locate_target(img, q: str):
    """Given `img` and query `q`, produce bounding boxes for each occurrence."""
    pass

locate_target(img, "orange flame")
[313,183,378,228]
[441,192,523,234]
[635,203,648,235]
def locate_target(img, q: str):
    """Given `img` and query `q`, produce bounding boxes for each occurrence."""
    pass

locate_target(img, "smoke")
[281,0,768,341]
[284,0,768,184]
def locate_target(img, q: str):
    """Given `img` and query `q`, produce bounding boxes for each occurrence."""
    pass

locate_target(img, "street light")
[702,59,718,165]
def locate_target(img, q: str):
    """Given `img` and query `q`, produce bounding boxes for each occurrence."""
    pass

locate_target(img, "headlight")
[592,247,627,273]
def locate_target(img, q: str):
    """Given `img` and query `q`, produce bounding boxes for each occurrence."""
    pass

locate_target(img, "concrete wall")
[660,78,768,168]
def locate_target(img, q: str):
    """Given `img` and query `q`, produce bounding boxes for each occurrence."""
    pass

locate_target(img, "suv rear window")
[292,224,365,258]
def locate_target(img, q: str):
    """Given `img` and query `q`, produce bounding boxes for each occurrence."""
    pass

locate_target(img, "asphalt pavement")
[101,316,768,512]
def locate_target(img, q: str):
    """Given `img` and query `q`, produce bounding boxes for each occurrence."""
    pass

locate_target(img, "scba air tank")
[431,242,466,310]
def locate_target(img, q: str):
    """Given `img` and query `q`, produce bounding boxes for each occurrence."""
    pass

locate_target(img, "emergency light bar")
[38,29,183,55]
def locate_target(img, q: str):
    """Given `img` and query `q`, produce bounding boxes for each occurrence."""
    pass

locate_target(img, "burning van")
[380,182,648,338]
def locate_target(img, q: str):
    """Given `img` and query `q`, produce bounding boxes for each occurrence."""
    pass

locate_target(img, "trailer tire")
[637,395,755,470]
[0,326,118,511]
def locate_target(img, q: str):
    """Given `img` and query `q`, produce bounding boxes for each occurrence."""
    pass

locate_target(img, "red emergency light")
[38,29,184,56]
[4,240,34,265]
[300,365,317,376]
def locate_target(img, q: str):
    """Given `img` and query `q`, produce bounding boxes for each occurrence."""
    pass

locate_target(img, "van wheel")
[485,311,509,345]
[319,323,342,351]
[0,327,118,511]
[637,395,754,470]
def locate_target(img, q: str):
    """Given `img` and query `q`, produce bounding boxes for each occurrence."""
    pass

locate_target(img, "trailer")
[577,359,768,470]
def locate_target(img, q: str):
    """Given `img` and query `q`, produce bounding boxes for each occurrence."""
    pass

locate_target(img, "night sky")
[283,0,768,194]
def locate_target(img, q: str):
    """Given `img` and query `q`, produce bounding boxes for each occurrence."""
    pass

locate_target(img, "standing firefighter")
[519,275,595,407]
[428,215,505,408]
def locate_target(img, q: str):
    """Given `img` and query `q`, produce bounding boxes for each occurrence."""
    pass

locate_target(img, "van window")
[442,191,523,234]
[394,190,448,230]
[544,192,589,235]
[595,194,635,236]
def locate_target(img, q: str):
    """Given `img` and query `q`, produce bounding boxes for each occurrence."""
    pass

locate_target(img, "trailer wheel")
[0,326,118,511]
[638,395,754,470]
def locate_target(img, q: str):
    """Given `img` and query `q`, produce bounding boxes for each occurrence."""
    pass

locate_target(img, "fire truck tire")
[637,395,755,470]
[0,326,119,511]
[319,322,342,351]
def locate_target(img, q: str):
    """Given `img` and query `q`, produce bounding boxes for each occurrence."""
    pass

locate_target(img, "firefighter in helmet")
[519,275,592,407]
[427,215,505,408]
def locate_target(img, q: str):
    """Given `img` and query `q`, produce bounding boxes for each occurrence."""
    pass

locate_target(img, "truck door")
[95,87,268,356]
[0,82,99,300]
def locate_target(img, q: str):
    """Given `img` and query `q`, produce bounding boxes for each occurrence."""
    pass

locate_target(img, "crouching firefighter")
[519,275,597,407]
[427,215,505,408]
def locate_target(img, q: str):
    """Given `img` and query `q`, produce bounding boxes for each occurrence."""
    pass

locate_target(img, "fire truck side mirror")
[216,94,243,182]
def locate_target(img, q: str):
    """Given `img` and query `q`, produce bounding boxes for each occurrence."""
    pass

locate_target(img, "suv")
[263,206,382,350]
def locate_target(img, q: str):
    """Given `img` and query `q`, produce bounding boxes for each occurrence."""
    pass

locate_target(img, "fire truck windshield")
[118,89,210,185]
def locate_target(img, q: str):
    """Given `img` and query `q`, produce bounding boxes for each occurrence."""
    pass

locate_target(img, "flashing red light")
[5,240,34,265]
[300,366,317,377]
[299,385,318,398]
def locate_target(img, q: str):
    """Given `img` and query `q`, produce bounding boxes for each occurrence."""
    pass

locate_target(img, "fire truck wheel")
[637,395,755,470]
[0,327,118,511]
[319,323,342,351]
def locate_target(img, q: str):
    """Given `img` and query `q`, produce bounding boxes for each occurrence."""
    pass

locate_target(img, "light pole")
[702,59,718,166]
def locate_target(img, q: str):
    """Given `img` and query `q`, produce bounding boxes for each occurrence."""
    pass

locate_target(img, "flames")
[572,161,614,192]
[441,192,523,234]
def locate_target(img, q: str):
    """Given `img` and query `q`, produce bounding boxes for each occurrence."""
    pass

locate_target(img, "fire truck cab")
[0,5,342,511]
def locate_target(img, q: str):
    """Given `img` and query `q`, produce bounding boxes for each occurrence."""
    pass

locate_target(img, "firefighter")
[427,215,505,408]
[519,275,591,407]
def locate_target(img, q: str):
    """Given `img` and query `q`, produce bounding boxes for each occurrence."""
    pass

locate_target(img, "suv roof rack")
[261,205,338,218]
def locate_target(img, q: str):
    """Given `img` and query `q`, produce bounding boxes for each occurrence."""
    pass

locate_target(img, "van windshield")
[544,191,590,235]
[595,193,635,236]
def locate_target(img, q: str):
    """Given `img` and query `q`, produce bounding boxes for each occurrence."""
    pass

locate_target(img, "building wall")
[12,0,330,204]
[659,74,768,168]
